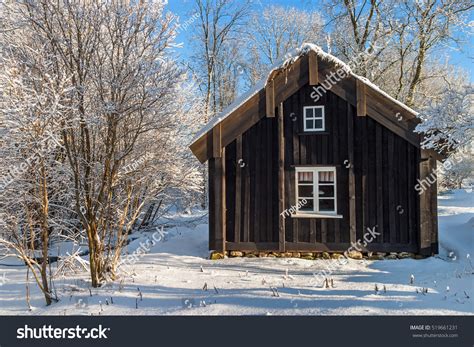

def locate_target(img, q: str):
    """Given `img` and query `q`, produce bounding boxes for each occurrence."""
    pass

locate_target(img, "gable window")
[303,106,325,132]
[295,167,340,217]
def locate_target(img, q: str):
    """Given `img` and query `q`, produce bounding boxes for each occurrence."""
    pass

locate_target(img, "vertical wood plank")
[309,51,319,86]
[407,144,414,245]
[234,136,242,243]
[321,220,327,243]
[347,103,357,243]
[388,132,396,244]
[212,123,222,158]
[419,150,433,255]
[399,140,408,244]
[266,79,275,118]
[243,132,250,242]
[430,158,439,254]
[333,96,341,243]
[394,136,401,242]
[356,79,367,117]
[254,122,262,243]
[284,99,293,244]
[266,119,273,242]
[375,125,384,242]
[292,91,299,243]
[278,103,286,251]
[208,151,226,252]
[361,117,369,234]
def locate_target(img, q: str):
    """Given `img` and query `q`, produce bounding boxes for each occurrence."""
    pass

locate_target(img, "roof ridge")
[191,43,419,145]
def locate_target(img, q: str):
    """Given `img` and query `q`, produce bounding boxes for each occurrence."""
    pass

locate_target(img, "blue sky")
[167,0,473,82]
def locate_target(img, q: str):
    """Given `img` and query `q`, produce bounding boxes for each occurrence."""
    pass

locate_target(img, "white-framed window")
[303,106,325,132]
[295,166,337,215]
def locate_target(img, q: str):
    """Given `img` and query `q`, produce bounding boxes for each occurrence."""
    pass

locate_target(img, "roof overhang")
[190,44,446,163]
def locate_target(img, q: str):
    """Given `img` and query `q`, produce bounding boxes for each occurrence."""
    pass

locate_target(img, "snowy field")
[0,190,472,316]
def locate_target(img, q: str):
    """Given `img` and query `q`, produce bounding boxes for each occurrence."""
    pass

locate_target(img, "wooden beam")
[266,79,275,117]
[308,51,319,85]
[226,242,278,251]
[356,79,367,117]
[419,150,436,255]
[190,56,308,163]
[212,123,222,158]
[347,102,357,243]
[190,55,445,164]
[278,103,286,252]
[225,241,418,252]
[234,136,242,243]
[430,157,439,254]
[208,149,226,253]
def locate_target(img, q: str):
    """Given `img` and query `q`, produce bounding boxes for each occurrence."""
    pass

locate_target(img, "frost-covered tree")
[320,0,472,107]
[416,82,473,154]
[321,0,394,79]
[245,5,324,85]
[0,5,73,305]
[191,0,250,118]
[439,148,474,190]
[0,0,203,289]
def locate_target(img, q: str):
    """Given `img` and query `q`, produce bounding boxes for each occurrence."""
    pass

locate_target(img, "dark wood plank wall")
[222,83,420,252]
[225,117,279,245]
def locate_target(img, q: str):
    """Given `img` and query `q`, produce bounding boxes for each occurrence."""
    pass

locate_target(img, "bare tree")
[322,0,393,78]
[1,0,203,290]
[245,5,325,84]
[395,0,473,107]
[321,0,472,107]
[191,0,250,119]
[0,7,72,304]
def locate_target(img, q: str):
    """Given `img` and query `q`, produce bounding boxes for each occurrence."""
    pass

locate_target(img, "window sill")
[298,131,329,136]
[291,213,343,219]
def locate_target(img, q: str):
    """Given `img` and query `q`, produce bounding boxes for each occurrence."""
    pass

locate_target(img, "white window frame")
[294,166,342,218]
[303,106,325,132]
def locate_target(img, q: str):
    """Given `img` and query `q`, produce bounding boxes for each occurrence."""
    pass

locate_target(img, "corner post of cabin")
[418,149,437,255]
[266,79,275,118]
[429,156,439,254]
[308,51,318,86]
[356,79,367,117]
[278,103,285,252]
[209,123,226,253]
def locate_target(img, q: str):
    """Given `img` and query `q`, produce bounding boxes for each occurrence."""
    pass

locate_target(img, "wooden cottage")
[190,44,443,256]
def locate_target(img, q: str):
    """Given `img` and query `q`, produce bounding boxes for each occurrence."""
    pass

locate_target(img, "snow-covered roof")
[191,43,419,145]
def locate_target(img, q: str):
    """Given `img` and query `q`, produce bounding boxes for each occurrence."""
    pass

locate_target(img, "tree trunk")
[87,223,104,288]
[40,165,52,306]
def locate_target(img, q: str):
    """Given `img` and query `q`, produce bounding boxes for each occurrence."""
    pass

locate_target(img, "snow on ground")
[0,190,472,315]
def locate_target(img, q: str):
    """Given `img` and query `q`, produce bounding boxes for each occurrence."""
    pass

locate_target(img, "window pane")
[314,119,323,130]
[318,185,334,197]
[318,171,334,183]
[319,199,335,212]
[305,108,314,118]
[298,185,313,197]
[298,198,314,212]
[314,107,323,118]
[305,119,313,130]
[298,171,313,184]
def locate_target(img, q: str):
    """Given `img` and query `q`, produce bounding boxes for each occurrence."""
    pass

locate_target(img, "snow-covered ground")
[0,190,472,315]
